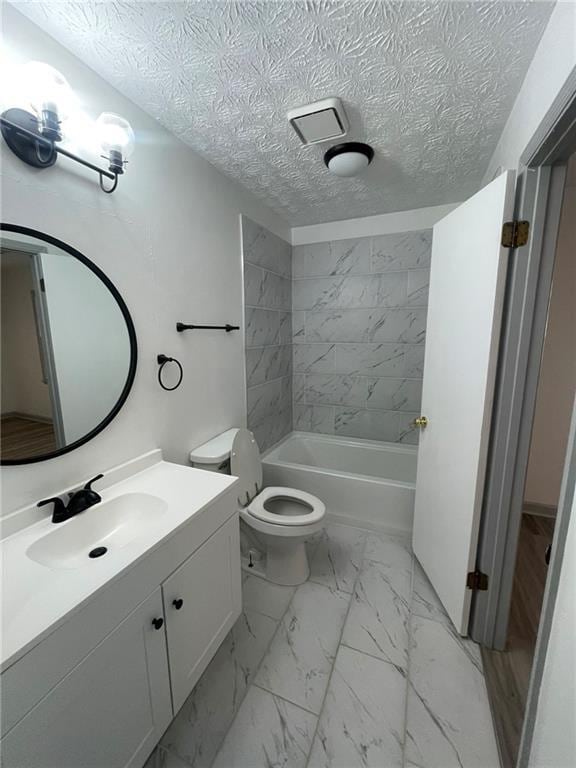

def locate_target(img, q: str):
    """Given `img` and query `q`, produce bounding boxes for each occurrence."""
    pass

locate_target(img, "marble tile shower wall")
[292,231,432,443]
[242,217,292,452]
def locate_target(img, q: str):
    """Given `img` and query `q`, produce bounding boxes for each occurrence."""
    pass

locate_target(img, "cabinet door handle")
[152,617,164,630]
[172,598,184,610]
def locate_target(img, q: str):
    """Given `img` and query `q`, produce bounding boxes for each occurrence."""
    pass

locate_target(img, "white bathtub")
[262,432,417,534]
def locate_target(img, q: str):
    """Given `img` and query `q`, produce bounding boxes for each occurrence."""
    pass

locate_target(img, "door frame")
[0,237,66,447]
[470,162,567,649]
[470,73,576,764]
[30,253,66,448]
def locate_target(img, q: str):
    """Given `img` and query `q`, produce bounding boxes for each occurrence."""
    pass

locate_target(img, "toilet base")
[265,537,310,586]
[241,535,310,586]
[239,510,325,587]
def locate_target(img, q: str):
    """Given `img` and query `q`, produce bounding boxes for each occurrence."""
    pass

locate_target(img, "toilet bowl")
[190,428,326,586]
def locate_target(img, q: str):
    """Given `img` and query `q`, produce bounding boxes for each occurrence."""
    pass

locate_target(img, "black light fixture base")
[0,108,57,168]
[324,141,374,168]
[1,108,120,193]
[107,148,125,176]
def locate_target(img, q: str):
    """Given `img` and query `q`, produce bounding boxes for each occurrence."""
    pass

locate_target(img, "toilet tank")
[189,428,239,473]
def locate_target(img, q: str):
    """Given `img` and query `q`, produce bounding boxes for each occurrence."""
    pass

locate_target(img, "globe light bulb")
[16,62,75,140]
[96,112,134,173]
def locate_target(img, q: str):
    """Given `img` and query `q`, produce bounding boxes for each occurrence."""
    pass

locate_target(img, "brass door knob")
[413,416,428,429]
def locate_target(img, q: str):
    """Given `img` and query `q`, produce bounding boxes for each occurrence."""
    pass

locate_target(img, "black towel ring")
[157,354,183,391]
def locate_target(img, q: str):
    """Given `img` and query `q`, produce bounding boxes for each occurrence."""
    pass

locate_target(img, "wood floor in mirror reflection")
[1,416,57,461]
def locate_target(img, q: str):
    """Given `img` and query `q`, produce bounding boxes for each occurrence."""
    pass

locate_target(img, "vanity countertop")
[0,457,239,671]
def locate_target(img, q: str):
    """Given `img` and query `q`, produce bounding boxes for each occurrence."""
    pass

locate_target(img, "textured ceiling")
[13,1,553,226]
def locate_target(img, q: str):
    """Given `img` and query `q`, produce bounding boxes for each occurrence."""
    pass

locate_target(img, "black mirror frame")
[0,223,138,465]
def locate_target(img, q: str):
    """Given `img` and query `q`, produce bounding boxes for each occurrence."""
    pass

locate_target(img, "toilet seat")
[247,486,325,527]
[231,427,326,544]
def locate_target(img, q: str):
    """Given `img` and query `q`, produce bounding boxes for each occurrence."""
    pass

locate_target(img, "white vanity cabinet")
[163,514,241,712]
[1,500,241,768]
[1,588,172,768]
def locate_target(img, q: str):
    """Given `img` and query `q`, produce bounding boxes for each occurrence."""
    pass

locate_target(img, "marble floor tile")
[242,573,295,620]
[341,540,413,669]
[309,523,367,594]
[404,615,499,768]
[255,581,350,714]
[212,685,317,768]
[157,747,189,768]
[161,524,498,768]
[161,609,277,768]
[461,633,484,669]
[143,747,160,768]
[307,645,406,768]
[410,562,484,670]
[363,531,412,564]
[411,559,450,626]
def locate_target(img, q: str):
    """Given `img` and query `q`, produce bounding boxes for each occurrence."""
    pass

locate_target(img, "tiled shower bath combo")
[243,216,431,446]
[292,231,431,444]
[242,217,293,452]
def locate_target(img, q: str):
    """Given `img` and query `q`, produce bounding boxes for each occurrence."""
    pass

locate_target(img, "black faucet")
[38,474,104,524]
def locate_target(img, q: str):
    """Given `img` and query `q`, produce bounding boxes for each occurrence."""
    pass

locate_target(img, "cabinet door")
[163,514,241,712]
[1,588,172,768]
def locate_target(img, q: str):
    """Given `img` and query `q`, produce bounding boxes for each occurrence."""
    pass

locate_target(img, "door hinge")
[501,220,530,248]
[39,277,45,292]
[466,570,489,591]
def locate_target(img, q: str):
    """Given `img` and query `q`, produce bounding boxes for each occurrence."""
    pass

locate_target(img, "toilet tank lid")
[189,428,240,464]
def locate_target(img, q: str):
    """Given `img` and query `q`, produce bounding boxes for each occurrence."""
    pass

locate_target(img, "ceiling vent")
[287,97,349,145]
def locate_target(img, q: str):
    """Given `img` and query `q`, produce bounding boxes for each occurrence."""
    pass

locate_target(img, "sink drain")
[89,546,108,559]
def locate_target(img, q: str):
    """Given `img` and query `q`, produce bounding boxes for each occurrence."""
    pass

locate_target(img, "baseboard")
[523,501,557,519]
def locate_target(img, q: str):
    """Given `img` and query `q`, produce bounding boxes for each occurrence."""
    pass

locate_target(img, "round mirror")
[1,224,137,464]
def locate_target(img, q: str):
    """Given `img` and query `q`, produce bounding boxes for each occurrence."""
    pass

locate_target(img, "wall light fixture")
[0,61,134,193]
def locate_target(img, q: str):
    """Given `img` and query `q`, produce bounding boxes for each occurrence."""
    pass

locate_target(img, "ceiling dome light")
[324,142,374,177]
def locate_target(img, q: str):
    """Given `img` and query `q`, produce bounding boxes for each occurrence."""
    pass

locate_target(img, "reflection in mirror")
[1,227,136,464]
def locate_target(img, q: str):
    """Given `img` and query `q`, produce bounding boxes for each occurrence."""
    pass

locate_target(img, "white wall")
[483,1,576,182]
[528,481,576,768]
[524,158,576,508]
[291,203,457,245]
[0,5,289,513]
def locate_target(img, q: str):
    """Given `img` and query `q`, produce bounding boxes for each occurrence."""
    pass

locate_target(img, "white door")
[412,170,516,635]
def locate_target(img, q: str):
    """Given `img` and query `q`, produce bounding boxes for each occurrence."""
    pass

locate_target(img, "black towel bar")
[176,322,239,333]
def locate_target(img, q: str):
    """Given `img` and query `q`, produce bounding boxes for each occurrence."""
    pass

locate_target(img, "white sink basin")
[26,493,167,569]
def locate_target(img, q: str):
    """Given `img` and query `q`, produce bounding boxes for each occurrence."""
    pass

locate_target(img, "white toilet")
[190,428,326,586]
